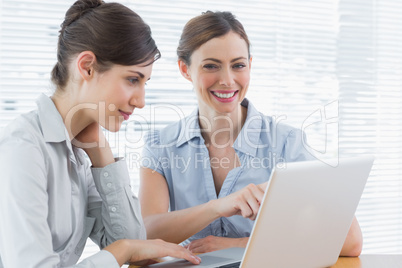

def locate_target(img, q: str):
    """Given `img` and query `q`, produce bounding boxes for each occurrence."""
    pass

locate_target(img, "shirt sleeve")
[0,133,121,268]
[0,134,60,267]
[73,250,118,268]
[88,158,147,249]
[140,130,166,177]
[282,128,315,162]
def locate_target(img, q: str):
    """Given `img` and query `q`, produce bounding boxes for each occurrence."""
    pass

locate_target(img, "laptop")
[144,155,374,268]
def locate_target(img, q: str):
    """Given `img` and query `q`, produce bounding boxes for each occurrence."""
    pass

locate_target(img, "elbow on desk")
[340,238,363,257]
[340,217,363,257]
[347,241,362,257]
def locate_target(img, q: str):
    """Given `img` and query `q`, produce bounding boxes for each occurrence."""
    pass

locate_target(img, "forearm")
[90,160,146,246]
[103,239,132,267]
[144,200,221,244]
[186,236,249,253]
[340,217,363,257]
[103,239,201,266]
[237,237,249,247]
[84,142,115,168]
[220,237,248,248]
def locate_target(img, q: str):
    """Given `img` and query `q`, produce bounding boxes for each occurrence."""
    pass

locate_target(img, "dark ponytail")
[51,0,160,89]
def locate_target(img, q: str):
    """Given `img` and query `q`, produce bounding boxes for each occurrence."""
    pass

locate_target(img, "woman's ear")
[178,60,192,82]
[249,55,253,70]
[76,51,96,81]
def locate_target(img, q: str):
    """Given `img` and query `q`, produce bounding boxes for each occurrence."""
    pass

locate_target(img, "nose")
[219,67,235,87]
[130,85,145,109]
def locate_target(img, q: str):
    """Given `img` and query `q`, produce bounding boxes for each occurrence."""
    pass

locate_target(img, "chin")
[104,123,122,133]
[111,125,122,132]
[213,103,240,114]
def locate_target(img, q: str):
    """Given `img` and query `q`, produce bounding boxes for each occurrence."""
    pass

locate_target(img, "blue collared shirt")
[0,94,146,267]
[142,99,314,243]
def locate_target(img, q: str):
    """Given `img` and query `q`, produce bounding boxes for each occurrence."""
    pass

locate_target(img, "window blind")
[337,0,402,253]
[0,0,401,256]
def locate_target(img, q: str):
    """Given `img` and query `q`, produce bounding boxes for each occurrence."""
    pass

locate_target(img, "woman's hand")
[72,122,114,167]
[72,122,103,148]
[214,182,267,220]
[104,239,201,266]
[185,236,248,254]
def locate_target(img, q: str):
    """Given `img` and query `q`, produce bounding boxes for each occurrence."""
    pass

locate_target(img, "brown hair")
[51,0,160,89]
[177,11,250,65]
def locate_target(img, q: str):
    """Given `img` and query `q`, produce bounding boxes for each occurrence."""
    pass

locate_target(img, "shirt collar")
[36,94,85,165]
[176,98,267,157]
[233,98,266,157]
[37,93,68,143]
[176,108,203,147]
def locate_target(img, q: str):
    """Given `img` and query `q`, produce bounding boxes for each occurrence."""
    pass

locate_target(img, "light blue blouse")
[141,98,314,243]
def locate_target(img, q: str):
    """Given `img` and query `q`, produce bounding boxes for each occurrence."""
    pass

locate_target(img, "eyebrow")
[202,57,247,63]
[128,70,144,78]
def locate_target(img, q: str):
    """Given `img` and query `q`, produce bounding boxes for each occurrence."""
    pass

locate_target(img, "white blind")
[1,0,401,256]
[337,0,402,253]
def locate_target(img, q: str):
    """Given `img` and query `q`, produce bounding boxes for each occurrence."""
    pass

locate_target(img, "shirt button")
[107,182,112,188]
[111,207,117,212]
[103,172,109,177]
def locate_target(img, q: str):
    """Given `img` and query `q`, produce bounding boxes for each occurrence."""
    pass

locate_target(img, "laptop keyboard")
[217,261,241,268]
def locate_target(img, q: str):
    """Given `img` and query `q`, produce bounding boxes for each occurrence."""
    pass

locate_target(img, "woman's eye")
[233,63,246,69]
[203,64,218,70]
[128,78,139,84]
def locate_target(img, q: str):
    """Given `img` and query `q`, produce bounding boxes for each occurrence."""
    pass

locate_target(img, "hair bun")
[61,0,104,30]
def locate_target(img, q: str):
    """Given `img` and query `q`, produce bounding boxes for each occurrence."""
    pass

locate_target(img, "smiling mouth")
[211,91,238,99]
[119,110,132,120]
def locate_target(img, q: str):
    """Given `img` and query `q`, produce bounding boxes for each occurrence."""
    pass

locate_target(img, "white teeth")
[213,91,235,99]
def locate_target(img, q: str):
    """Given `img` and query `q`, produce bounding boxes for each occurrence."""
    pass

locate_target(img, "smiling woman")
[138,10,364,257]
[138,10,365,257]
[178,31,251,115]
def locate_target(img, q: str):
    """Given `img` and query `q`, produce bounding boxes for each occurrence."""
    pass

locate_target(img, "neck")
[199,103,247,147]
[51,90,94,140]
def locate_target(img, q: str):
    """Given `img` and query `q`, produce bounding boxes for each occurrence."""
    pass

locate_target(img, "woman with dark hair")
[0,1,200,267]
[139,11,363,257]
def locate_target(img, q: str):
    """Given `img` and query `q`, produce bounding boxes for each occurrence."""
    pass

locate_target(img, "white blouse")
[0,94,145,267]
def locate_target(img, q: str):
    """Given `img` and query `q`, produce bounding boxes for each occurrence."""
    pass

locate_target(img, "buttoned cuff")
[81,250,119,267]
[91,158,130,196]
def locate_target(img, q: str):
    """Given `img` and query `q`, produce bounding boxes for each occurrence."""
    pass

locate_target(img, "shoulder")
[144,115,191,146]
[0,110,43,146]
[242,99,299,137]
[259,114,302,137]
[0,111,48,177]
[251,112,306,153]
[0,110,50,171]
[246,111,301,142]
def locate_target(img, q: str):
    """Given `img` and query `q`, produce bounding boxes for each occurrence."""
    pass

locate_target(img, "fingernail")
[192,255,201,263]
